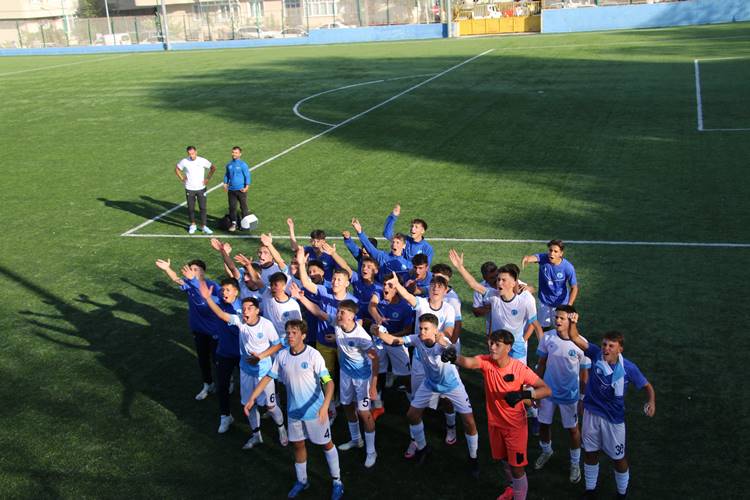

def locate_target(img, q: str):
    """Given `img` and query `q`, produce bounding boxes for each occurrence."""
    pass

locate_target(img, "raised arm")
[155,258,184,285]
[287,218,301,253]
[196,282,231,323]
[383,203,400,240]
[260,233,287,270]
[384,273,417,308]
[353,218,384,264]
[567,312,589,352]
[321,242,352,278]
[341,230,362,261]
[521,254,540,269]
[295,247,319,295]
[456,354,482,370]
[234,253,264,289]
[448,249,487,295]
[210,238,240,279]
[289,283,329,321]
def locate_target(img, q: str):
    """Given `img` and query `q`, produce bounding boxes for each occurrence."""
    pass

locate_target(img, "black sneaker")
[414,444,431,466]
[615,492,627,499]
[468,456,480,478]
[581,490,598,500]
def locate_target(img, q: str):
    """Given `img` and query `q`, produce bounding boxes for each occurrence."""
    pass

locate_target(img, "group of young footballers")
[155,204,656,500]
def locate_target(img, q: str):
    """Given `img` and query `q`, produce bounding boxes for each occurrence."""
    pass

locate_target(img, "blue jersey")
[375,292,415,335]
[383,213,434,264]
[223,158,251,191]
[212,297,243,358]
[269,345,330,421]
[304,246,337,282]
[180,278,222,335]
[535,253,577,307]
[313,285,358,347]
[357,229,412,281]
[350,272,383,320]
[410,270,432,297]
[583,343,648,424]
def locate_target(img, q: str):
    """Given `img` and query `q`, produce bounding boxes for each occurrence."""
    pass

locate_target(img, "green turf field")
[1,22,749,499]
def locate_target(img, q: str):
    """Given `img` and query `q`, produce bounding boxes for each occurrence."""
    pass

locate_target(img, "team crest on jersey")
[511,309,519,316]
[556,272,564,279]
[257,332,264,339]
[301,362,309,369]
[391,312,399,319]
[348,340,355,347]
[568,349,576,357]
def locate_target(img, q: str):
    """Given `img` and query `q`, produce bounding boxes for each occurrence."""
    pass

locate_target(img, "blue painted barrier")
[542,0,750,33]
[0,24,444,57]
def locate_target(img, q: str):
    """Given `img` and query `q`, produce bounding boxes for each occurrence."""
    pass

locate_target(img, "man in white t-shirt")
[175,146,216,235]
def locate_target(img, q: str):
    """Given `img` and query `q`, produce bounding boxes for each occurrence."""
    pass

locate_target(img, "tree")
[77,0,105,18]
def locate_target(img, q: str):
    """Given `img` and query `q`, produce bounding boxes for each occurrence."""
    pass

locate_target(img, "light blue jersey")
[537,331,590,405]
[228,315,280,377]
[269,345,331,421]
[404,334,459,393]
[335,323,375,379]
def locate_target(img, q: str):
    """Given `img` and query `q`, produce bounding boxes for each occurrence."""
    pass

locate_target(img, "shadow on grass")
[98,195,225,232]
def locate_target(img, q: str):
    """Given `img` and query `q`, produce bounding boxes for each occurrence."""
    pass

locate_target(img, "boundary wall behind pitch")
[542,0,750,33]
[0,24,444,57]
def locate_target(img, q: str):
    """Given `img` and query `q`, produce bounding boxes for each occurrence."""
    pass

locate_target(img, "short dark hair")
[368,237,378,248]
[242,297,260,308]
[603,331,624,347]
[480,261,497,278]
[220,278,239,290]
[269,272,288,285]
[337,299,358,315]
[497,264,518,281]
[412,254,428,266]
[393,233,407,243]
[431,263,453,278]
[232,146,242,152]
[505,263,521,277]
[186,145,196,152]
[187,259,206,271]
[555,304,577,315]
[489,329,514,345]
[310,229,326,240]
[548,239,565,251]
[418,313,439,327]
[251,262,262,273]
[411,218,428,231]
[332,268,350,279]
[285,319,307,335]
[361,256,379,269]
[383,272,403,285]
[430,276,449,289]
[307,259,325,272]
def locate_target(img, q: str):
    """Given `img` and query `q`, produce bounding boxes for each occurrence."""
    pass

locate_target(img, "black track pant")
[185,188,207,227]
[215,354,240,416]
[227,190,249,224]
[192,332,217,385]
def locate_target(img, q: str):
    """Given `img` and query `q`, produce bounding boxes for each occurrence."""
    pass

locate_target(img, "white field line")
[0,53,131,77]
[293,73,436,126]
[694,57,750,132]
[121,233,750,248]
[121,49,494,236]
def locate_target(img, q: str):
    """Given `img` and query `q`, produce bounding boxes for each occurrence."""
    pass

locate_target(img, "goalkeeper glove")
[504,388,535,407]
[441,345,457,364]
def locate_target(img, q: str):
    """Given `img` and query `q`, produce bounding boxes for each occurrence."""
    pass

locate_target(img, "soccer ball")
[240,214,258,231]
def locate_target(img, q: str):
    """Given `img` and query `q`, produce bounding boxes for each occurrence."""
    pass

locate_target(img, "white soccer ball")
[240,214,258,231]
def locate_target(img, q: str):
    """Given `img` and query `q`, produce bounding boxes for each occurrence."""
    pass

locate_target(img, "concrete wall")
[0,23,444,55]
[542,0,750,33]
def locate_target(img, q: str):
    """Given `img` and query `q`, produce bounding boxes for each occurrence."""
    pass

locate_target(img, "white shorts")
[377,343,410,376]
[411,381,473,414]
[288,416,332,445]
[410,361,439,409]
[339,370,372,412]
[582,410,626,460]
[538,398,578,429]
[538,303,556,329]
[240,371,276,407]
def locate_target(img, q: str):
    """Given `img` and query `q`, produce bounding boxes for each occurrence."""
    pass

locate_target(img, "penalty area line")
[121,233,750,249]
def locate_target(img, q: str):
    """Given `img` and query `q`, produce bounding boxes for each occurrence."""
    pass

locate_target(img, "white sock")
[540,440,552,454]
[364,431,376,455]
[570,448,581,464]
[465,433,478,459]
[247,408,259,432]
[409,422,427,450]
[268,405,284,426]
[324,447,340,480]
[348,421,361,442]
[295,461,307,484]
[584,463,599,490]
[614,469,629,495]
[445,412,456,428]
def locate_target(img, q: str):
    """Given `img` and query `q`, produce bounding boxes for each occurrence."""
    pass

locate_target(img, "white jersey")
[260,289,302,345]
[237,269,264,302]
[335,323,375,379]
[177,156,212,191]
[472,280,493,333]
[404,334,460,393]
[444,288,463,322]
[483,289,537,360]
[537,331,591,405]
[412,296,456,333]
[228,315,280,377]
[257,262,282,287]
[270,346,330,421]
